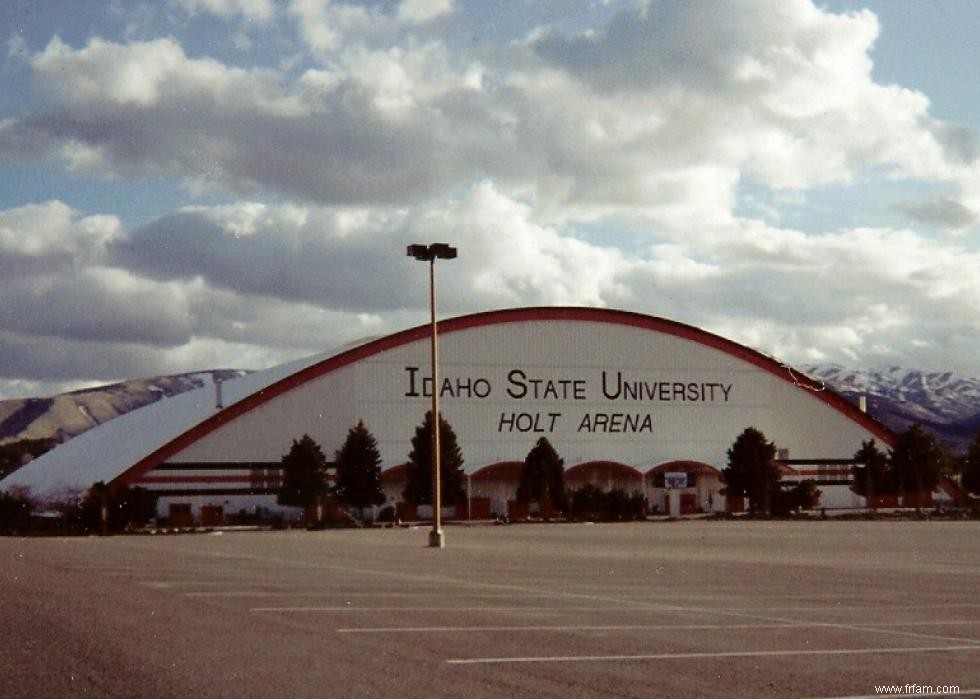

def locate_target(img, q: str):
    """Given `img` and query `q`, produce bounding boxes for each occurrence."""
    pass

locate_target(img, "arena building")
[1,307,900,523]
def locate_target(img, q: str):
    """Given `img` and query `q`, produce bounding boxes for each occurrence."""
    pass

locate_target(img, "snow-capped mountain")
[802,364,980,452]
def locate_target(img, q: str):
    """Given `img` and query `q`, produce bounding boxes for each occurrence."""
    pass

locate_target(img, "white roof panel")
[0,349,333,499]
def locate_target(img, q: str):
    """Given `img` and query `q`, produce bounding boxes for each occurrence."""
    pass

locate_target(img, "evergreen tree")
[888,424,945,496]
[962,430,980,495]
[334,420,385,509]
[278,434,330,508]
[723,427,779,515]
[116,485,158,529]
[403,411,465,507]
[516,437,567,512]
[852,439,890,500]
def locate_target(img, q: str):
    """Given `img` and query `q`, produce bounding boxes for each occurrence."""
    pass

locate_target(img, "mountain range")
[801,365,980,453]
[2,365,979,453]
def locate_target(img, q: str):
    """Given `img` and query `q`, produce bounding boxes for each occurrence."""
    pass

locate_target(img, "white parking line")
[337,619,980,634]
[139,541,980,650]
[446,644,980,665]
[339,622,803,634]
[707,603,980,612]
[252,605,642,613]
[187,591,551,598]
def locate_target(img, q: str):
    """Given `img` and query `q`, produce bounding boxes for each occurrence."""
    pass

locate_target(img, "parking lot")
[2,520,978,698]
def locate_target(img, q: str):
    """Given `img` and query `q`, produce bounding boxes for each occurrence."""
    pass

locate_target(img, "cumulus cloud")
[108,184,631,313]
[0,34,482,202]
[1,0,980,396]
[110,203,424,311]
[0,201,120,274]
[3,1,975,216]
[411,181,631,309]
[0,268,195,346]
[528,0,969,197]
[0,201,408,386]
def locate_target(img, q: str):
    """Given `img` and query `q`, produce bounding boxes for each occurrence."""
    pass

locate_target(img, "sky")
[0,0,979,400]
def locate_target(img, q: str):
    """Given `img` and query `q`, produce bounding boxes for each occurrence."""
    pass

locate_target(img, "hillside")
[0,370,248,445]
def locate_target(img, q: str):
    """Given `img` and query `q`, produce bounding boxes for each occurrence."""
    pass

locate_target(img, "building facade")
[1,307,896,523]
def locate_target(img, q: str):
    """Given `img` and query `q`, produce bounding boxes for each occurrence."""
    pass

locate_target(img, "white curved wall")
[167,318,879,472]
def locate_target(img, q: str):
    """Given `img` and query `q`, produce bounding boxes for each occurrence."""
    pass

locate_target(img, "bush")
[771,480,821,516]
[69,482,159,534]
[0,488,33,534]
[569,484,605,521]
[569,485,647,521]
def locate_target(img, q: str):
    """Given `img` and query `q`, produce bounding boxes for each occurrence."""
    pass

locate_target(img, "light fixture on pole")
[407,243,457,548]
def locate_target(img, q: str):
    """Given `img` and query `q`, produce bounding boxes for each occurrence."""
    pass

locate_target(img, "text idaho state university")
[402,366,735,435]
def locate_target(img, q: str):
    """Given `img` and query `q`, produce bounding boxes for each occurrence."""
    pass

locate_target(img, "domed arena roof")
[1,307,892,502]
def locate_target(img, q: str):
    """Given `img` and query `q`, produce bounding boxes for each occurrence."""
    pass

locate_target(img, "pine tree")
[723,427,779,515]
[852,439,890,501]
[888,424,946,496]
[961,430,980,495]
[403,411,465,507]
[517,437,567,512]
[334,420,385,509]
[278,434,329,508]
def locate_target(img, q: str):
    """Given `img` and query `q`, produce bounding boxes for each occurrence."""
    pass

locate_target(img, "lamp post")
[407,243,457,548]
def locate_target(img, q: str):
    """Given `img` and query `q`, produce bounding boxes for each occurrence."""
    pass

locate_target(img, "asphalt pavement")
[2,520,978,698]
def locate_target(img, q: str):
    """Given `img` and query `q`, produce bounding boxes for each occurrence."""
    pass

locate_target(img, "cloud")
[398,0,454,25]
[0,200,120,274]
[0,330,171,382]
[108,184,630,313]
[528,0,969,195]
[288,0,377,54]
[2,2,974,219]
[110,202,424,311]
[934,121,978,165]
[3,174,980,394]
[409,180,630,309]
[0,34,483,203]
[0,201,406,387]
[895,196,978,230]
[0,268,196,346]
[2,1,980,396]
[30,36,306,114]
[173,0,276,22]
[288,0,454,56]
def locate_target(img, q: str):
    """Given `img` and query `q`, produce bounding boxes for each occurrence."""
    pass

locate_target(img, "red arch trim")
[565,460,644,481]
[115,307,894,487]
[470,461,524,482]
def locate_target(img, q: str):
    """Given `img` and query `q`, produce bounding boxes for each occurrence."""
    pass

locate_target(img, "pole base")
[428,528,445,548]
